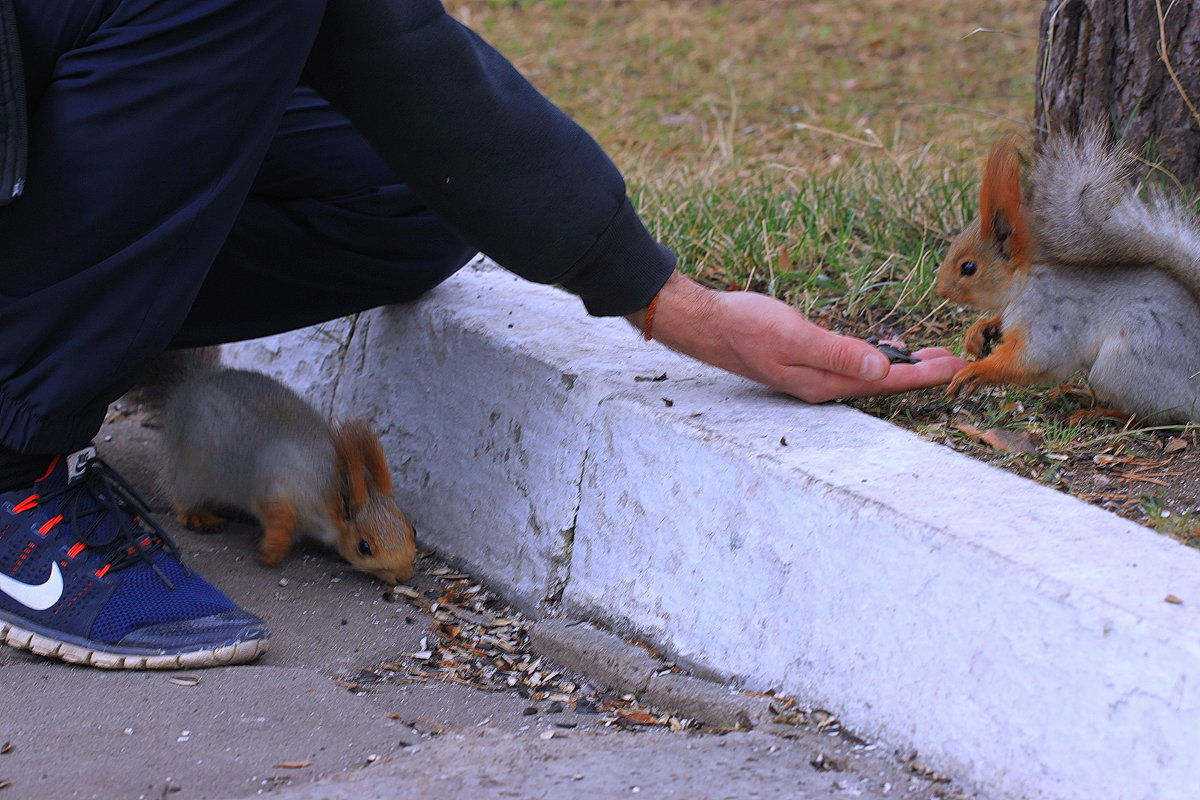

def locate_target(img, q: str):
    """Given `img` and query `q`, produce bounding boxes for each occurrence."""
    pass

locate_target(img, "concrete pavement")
[0,412,980,800]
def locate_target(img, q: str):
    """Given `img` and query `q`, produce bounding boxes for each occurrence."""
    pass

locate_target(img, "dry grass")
[450,0,1038,173]
[442,0,1200,539]
[447,0,1040,321]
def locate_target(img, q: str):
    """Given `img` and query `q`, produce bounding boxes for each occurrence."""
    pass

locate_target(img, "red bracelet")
[642,294,659,341]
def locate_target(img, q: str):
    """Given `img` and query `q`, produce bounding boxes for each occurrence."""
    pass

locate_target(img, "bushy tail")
[1027,128,1200,303]
[126,347,223,410]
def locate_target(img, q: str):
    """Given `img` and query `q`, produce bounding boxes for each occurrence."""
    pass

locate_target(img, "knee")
[230,0,328,45]
[162,0,328,50]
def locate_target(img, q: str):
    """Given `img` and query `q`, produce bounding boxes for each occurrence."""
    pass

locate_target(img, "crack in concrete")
[545,421,590,607]
[326,313,360,415]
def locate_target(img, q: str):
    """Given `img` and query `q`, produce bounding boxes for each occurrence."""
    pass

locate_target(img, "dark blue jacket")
[0,0,674,316]
[0,0,24,211]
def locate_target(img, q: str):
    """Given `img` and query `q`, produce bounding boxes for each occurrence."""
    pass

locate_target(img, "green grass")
[447,0,1039,342]
[634,160,978,330]
[443,1,1200,535]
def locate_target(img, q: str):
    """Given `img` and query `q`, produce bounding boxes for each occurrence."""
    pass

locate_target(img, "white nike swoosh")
[0,563,64,611]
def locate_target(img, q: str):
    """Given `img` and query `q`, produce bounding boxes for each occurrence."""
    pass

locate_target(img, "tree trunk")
[1035,0,1200,183]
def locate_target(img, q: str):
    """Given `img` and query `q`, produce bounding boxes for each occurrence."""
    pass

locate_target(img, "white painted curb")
[224,259,1200,800]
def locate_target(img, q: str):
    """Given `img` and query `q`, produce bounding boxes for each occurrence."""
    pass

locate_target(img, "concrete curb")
[528,618,776,728]
[224,260,1200,800]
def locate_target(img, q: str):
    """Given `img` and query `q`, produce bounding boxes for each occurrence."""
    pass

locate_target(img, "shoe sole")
[0,618,268,669]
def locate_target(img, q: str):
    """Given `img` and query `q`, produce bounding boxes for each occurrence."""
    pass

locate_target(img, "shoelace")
[16,458,190,589]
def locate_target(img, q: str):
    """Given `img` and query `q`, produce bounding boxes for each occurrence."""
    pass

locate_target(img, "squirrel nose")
[380,564,413,585]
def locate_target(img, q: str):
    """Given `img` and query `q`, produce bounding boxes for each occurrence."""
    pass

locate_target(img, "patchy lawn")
[445,0,1200,541]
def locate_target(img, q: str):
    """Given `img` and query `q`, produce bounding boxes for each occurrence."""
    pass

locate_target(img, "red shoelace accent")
[12,495,38,514]
[37,515,62,536]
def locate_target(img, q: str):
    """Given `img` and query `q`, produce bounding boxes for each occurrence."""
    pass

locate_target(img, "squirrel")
[935,128,1200,423]
[141,351,417,585]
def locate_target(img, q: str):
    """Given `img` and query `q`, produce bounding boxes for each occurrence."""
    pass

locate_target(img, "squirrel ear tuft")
[333,421,393,509]
[979,136,1031,265]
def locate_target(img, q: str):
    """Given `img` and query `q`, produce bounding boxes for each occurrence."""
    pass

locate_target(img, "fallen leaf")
[950,421,984,438]
[1166,594,1184,605]
[1165,438,1189,454]
[978,428,1039,454]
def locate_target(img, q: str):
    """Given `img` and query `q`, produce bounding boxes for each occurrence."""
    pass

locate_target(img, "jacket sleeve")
[0,0,27,207]
[303,0,675,316]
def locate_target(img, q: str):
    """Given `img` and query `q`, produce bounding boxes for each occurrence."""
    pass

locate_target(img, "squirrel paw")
[964,318,1002,359]
[946,364,992,398]
[175,508,225,532]
[256,529,293,567]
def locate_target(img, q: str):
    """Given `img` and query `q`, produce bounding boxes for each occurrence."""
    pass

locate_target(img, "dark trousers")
[0,0,475,454]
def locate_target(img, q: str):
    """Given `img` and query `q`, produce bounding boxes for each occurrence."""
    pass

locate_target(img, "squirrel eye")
[357,539,373,557]
[960,260,978,276]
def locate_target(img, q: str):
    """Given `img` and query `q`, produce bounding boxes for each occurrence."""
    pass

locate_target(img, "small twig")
[900,297,956,341]
[962,27,1040,41]
[895,101,1034,130]
[1038,0,1067,114]
[1155,0,1200,132]
[1080,424,1191,448]
[1112,472,1170,488]
[793,122,884,149]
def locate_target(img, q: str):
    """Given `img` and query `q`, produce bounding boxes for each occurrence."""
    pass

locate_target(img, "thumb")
[806,333,890,381]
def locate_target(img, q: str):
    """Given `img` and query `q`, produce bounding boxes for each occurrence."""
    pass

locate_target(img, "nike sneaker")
[0,447,268,668]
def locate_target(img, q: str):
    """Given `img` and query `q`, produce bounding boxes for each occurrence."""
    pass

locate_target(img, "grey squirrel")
[152,354,416,584]
[936,128,1200,422]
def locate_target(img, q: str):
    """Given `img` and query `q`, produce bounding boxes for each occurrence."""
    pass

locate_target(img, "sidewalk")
[0,412,981,800]
[212,258,1200,800]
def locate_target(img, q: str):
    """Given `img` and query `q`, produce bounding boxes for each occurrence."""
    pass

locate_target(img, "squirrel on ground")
[148,352,417,585]
[936,128,1200,423]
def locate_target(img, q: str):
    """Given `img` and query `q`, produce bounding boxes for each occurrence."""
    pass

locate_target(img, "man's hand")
[627,271,966,402]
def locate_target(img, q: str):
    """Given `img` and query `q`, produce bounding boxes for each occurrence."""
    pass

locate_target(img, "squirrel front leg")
[254,498,297,567]
[947,327,1059,397]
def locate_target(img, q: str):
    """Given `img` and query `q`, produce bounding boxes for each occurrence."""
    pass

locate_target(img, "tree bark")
[1035,0,1200,183]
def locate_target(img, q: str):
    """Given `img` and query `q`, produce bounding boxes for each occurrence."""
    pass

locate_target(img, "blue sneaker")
[0,447,269,668]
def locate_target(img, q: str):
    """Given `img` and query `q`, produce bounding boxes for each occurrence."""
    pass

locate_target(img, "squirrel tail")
[1028,126,1200,301]
[127,347,223,410]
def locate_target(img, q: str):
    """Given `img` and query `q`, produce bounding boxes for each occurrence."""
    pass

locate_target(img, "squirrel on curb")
[935,128,1200,423]
[148,352,417,585]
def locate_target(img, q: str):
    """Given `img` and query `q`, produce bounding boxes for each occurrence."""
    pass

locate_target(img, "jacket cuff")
[555,198,676,317]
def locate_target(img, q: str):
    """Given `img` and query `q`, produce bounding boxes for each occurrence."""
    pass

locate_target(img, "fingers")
[783,326,891,381]
[770,354,969,403]
[653,287,967,402]
[909,347,958,360]
[780,328,962,398]
[841,354,968,397]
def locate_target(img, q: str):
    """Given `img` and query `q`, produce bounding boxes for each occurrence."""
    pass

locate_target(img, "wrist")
[626,270,716,333]
[626,270,727,370]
